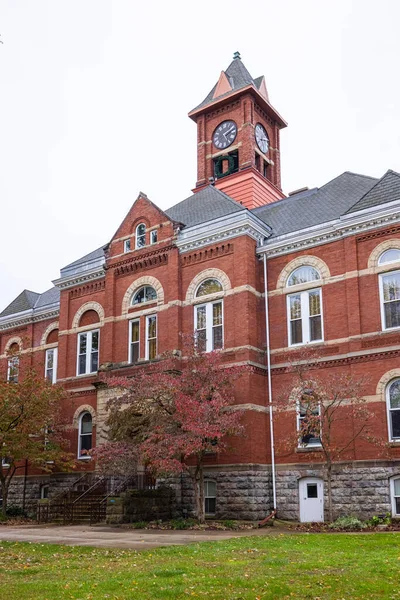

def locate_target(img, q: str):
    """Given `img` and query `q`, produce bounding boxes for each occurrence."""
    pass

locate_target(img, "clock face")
[255,123,269,154]
[213,120,237,150]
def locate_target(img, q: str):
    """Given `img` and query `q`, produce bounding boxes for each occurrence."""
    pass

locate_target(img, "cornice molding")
[176,211,272,253]
[0,308,60,332]
[258,202,400,258]
[52,267,105,291]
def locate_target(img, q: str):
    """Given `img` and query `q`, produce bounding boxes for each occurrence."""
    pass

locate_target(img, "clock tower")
[189,52,287,209]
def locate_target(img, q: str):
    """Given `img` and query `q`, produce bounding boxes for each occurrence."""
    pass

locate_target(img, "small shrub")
[171,517,198,530]
[6,505,27,518]
[132,521,147,529]
[222,520,238,529]
[366,513,391,527]
[329,516,365,530]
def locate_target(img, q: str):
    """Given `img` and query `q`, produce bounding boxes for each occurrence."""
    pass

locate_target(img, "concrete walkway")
[0,524,274,550]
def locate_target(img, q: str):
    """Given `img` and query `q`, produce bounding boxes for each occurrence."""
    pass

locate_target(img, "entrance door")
[299,477,324,522]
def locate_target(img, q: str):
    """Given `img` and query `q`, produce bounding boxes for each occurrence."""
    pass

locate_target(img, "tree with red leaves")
[96,343,245,523]
[0,367,74,517]
[276,350,387,522]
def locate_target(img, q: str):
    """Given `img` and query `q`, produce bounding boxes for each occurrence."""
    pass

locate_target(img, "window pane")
[147,316,156,339]
[389,381,400,409]
[213,325,223,350]
[384,300,400,329]
[197,330,207,352]
[131,343,139,364]
[307,484,318,498]
[46,350,54,369]
[379,249,400,265]
[290,295,301,319]
[196,306,206,330]
[394,479,400,496]
[391,411,400,438]
[79,355,86,375]
[287,266,320,286]
[91,352,98,372]
[213,302,222,326]
[137,224,145,236]
[395,498,400,515]
[150,230,158,244]
[291,320,302,344]
[205,497,216,514]
[309,290,321,316]
[206,481,216,496]
[79,334,87,354]
[131,321,139,342]
[196,279,223,297]
[383,273,400,302]
[91,331,99,351]
[310,315,322,341]
[133,286,157,304]
[80,434,92,452]
[148,339,156,360]
[81,414,92,434]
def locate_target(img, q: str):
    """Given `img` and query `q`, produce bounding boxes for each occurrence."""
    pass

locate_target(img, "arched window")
[194,279,223,352]
[135,223,146,249]
[131,286,157,305]
[386,380,400,441]
[287,266,320,287]
[286,266,323,346]
[78,412,93,459]
[378,249,400,266]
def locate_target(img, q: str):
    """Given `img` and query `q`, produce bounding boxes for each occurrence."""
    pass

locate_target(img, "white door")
[299,477,324,522]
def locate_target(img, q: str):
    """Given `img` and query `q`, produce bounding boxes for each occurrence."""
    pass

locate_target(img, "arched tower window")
[135,223,146,249]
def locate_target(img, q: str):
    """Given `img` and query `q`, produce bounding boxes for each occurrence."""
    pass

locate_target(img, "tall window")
[129,319,140,364]
[390,477,400,516]
[150,230,158,245]
[204,481,216,515]
[124,239,131,253]
[287,266,323,346]
[135,223,146,249]
[7,357,19,383]
[146,315,157,360]
[132,286,157,305]
[45,348,58,384]
[78,412,93,459]
[380,271,400,330]
[77,330,99,375]
[297,400,321,447]
[387,379,400,441]
[194,279,223,352]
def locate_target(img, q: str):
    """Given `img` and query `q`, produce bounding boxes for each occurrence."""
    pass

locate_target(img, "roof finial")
[233,51,241,60]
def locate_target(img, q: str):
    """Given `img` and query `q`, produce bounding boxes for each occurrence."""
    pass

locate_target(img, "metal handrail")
[72,476,105,505]
[50,473,90,503]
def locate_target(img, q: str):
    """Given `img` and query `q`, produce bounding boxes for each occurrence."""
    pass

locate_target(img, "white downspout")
[263,253,277,511]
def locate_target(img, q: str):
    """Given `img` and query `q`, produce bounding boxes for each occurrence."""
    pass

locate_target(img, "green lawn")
[0,533,400,599]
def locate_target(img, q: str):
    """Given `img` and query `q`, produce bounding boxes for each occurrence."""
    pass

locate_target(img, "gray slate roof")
[165,185,244,227]
[345,170,400,214]
[61,245,106,273]
[0,287,59,318]
[191,57,264,113]
[253,172,378,238]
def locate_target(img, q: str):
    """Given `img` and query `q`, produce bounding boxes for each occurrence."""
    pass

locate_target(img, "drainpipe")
[263,253,277,511]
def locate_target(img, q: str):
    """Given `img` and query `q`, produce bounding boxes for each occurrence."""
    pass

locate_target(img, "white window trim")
[124,239,131,253]
[45,348,58,384]
[204,480,216,515]
[296,401,322,448]
[287,287,324,347]
[128,318,140,363]
[386,380,400,442]
[145,315,157,361]
[76,329,100,376]
[194,300,224,353]
[379,269,400,332]
[78,412,93,460]
[390,477,400,516]
[135,223,146,249]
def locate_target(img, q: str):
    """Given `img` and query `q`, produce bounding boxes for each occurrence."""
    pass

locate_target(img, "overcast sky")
[0,0,399,311]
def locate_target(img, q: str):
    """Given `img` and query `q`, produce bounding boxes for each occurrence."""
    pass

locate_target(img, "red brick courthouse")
[2,54,400,522]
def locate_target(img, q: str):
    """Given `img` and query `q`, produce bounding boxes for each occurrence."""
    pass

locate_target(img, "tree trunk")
[1,481,8,519]
[191,464,205,523]
[327,462,333,523]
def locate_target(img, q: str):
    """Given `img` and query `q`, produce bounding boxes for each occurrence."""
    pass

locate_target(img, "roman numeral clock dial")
[255,123,269,154]
[212,120,237,150]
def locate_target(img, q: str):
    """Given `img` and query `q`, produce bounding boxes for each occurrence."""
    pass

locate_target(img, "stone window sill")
[296,446,323,453]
